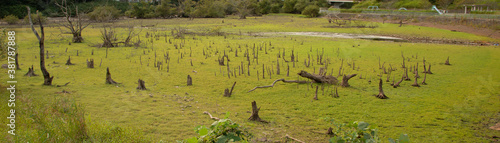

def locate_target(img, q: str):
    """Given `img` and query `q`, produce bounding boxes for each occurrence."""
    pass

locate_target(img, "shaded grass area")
[1,15,499,142]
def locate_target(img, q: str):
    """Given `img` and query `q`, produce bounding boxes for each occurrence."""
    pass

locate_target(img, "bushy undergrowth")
[2,15,19,25]
[179,113,252,143]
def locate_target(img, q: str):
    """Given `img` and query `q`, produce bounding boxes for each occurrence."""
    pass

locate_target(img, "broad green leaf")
[357,122,369,131]
[388,138,396,143]
[399,134,409,143]
[185,137,197,143]
[226,132,242,141]
[197,127,209,136]
[217,135,228,143]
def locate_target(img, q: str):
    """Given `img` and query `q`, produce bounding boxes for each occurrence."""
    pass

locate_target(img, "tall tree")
[55,0,90,43]
[27,7,53,85]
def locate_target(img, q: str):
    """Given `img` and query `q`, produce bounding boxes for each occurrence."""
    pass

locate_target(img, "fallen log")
[203,111,220,121]
[298,70,338,84]
[248,78,310,92]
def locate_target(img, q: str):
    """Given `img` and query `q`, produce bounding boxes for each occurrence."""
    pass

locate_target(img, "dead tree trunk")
[24,65,38,77]
[393,75,404,88]
[15,53,20,70]
[223,82,236,97]
[421,72,427,85]
[411,76,420,87]
[298,70,338,84]
[427,64,433,74]
[65,56,74,65]
[187,75,192,86]
[375,79,388,99]
[27,7,53,85]
[105,67,118,84]
[341,74,357,87]
[55,0,89,43]
[248,101,268,123]
[333,87,339,98]
[445,56,451,65]
[136,79,146,90]
[86,59,94,68]
[313,86,319,100]
[404,67,411,81]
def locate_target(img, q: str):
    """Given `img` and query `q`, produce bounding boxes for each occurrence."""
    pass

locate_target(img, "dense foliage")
[88,6,121,22]
[180,113,252,143]
[2,15,19,25]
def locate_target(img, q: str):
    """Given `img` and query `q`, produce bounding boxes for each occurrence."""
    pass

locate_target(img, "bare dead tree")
[15,53,20,70]
[445,56,451,65]
[341,74,357,87]
[223,82,237,97]
[27,7,53,85]
[298,70,338,84]
[137,79,146,90]
[187,75,192,86]
[24,65,38,77]
[105,67,118,84]
[313,86,319,100]
[65,56,74,65]
[55,0,90,43]
[374,79,388,99]
[86,59,94,68]
[248,101,268,123]
[421,72,427,85]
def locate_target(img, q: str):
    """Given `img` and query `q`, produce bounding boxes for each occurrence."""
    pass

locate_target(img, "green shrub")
[3,15,19,24]
[302,5,319,17]
[23,13,47,24]
[88,6,121,22]
[179,112,252,142]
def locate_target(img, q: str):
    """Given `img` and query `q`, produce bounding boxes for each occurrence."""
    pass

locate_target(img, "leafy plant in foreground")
[324,118,380,143]
[179,112,252,143]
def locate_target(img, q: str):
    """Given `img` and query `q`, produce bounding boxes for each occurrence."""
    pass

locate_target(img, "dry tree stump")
[15,53,20,70]
[105,67,118,84]
[411,76,420,87]
[445,56,451,65]
[65,56,74,65]
[393,75,404,88]
[426,64,433,74]
[421,72,427,85]
[340,74,357,87]
[24,65,38,77]
[374,79,388,99]
[187,75,192,86]
[313,86,319,100]
[223,82,236,97]
[248,101,268,123]
[136,79,147,90]
[87,59,94,68]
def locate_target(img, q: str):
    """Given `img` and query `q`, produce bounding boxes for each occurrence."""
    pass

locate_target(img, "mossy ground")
[1,14,499,142]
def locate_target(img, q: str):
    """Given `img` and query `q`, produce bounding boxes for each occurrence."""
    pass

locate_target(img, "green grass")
[1,15,499,142]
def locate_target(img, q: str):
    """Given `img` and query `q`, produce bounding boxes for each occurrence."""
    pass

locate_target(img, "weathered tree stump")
[334,87,339,98]
[136,79,146,90]
[427,64,433,74]
[421,72,427,85]
[187,75,192,86]
[65,56,74,65]
[404,67,411,81]
[24,65,38,77]
[327,127,334,135]
[374,79,388,99]
[105,67,118,84]
[248,101,268,123]
[445,56,451,65]
[298,70,338,84]
[340,74,357,87]
[393,75,404,88]
[411,76,420,87]
[313,86,319,100]
[15,53,20,70]
[86,59,94,68]
[223,82,236,97]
